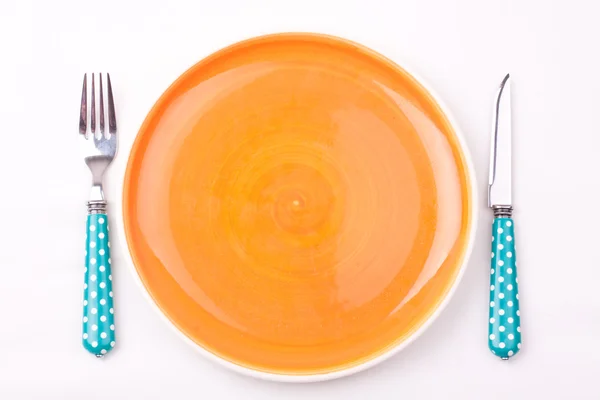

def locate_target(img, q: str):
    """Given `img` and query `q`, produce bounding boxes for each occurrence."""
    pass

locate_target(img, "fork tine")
[91,73,96,133]
[79,74,87,135]
[107,73,117,134]
[99,73,105,134]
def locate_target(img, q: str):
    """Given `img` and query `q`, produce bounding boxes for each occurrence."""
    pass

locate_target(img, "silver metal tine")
[91,73,96,134]
[107,74,117,134]
[99,73,105,134]
[79,74,87,135]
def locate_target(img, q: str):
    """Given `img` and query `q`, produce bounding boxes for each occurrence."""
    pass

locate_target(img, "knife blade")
[488,73,512,208]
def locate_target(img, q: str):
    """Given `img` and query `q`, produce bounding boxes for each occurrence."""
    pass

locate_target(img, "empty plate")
[121,33,476,380]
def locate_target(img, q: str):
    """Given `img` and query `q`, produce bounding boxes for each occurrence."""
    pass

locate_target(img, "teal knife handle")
[82,213,115,356]
[488,217,521,359]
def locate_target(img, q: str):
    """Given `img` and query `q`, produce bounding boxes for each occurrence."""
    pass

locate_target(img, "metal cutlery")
[487,73,521,359]
[79,73,117,357]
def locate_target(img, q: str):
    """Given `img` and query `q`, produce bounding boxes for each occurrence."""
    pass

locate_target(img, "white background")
[1,0,599,398]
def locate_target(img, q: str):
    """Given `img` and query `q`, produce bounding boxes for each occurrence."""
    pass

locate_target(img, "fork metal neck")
[90,181,105,200]
[88,182,107,214]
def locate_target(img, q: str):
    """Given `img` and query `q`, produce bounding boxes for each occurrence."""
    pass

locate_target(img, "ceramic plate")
[122,33,477,381]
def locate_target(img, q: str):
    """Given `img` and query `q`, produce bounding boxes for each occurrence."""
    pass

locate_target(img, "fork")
[79,73,117,357]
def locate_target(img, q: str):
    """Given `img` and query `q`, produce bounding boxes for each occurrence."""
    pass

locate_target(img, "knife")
[488,74,521,360]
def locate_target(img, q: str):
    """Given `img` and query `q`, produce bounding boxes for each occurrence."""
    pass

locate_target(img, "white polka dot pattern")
[488,217,521,359]
[82,214,115,356]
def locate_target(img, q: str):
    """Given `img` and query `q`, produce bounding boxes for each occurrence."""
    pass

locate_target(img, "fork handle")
[488,217,521,359]
[82,208,115,357]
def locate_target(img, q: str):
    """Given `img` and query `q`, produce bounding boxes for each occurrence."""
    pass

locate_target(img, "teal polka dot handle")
[489,217,521,359]
[82,213,115,356]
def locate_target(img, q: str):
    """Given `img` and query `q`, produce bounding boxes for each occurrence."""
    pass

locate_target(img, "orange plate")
[123,33,475,377]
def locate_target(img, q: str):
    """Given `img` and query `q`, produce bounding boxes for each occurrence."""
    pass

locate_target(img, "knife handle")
[82,211,115,357]
[488,216,521,359]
